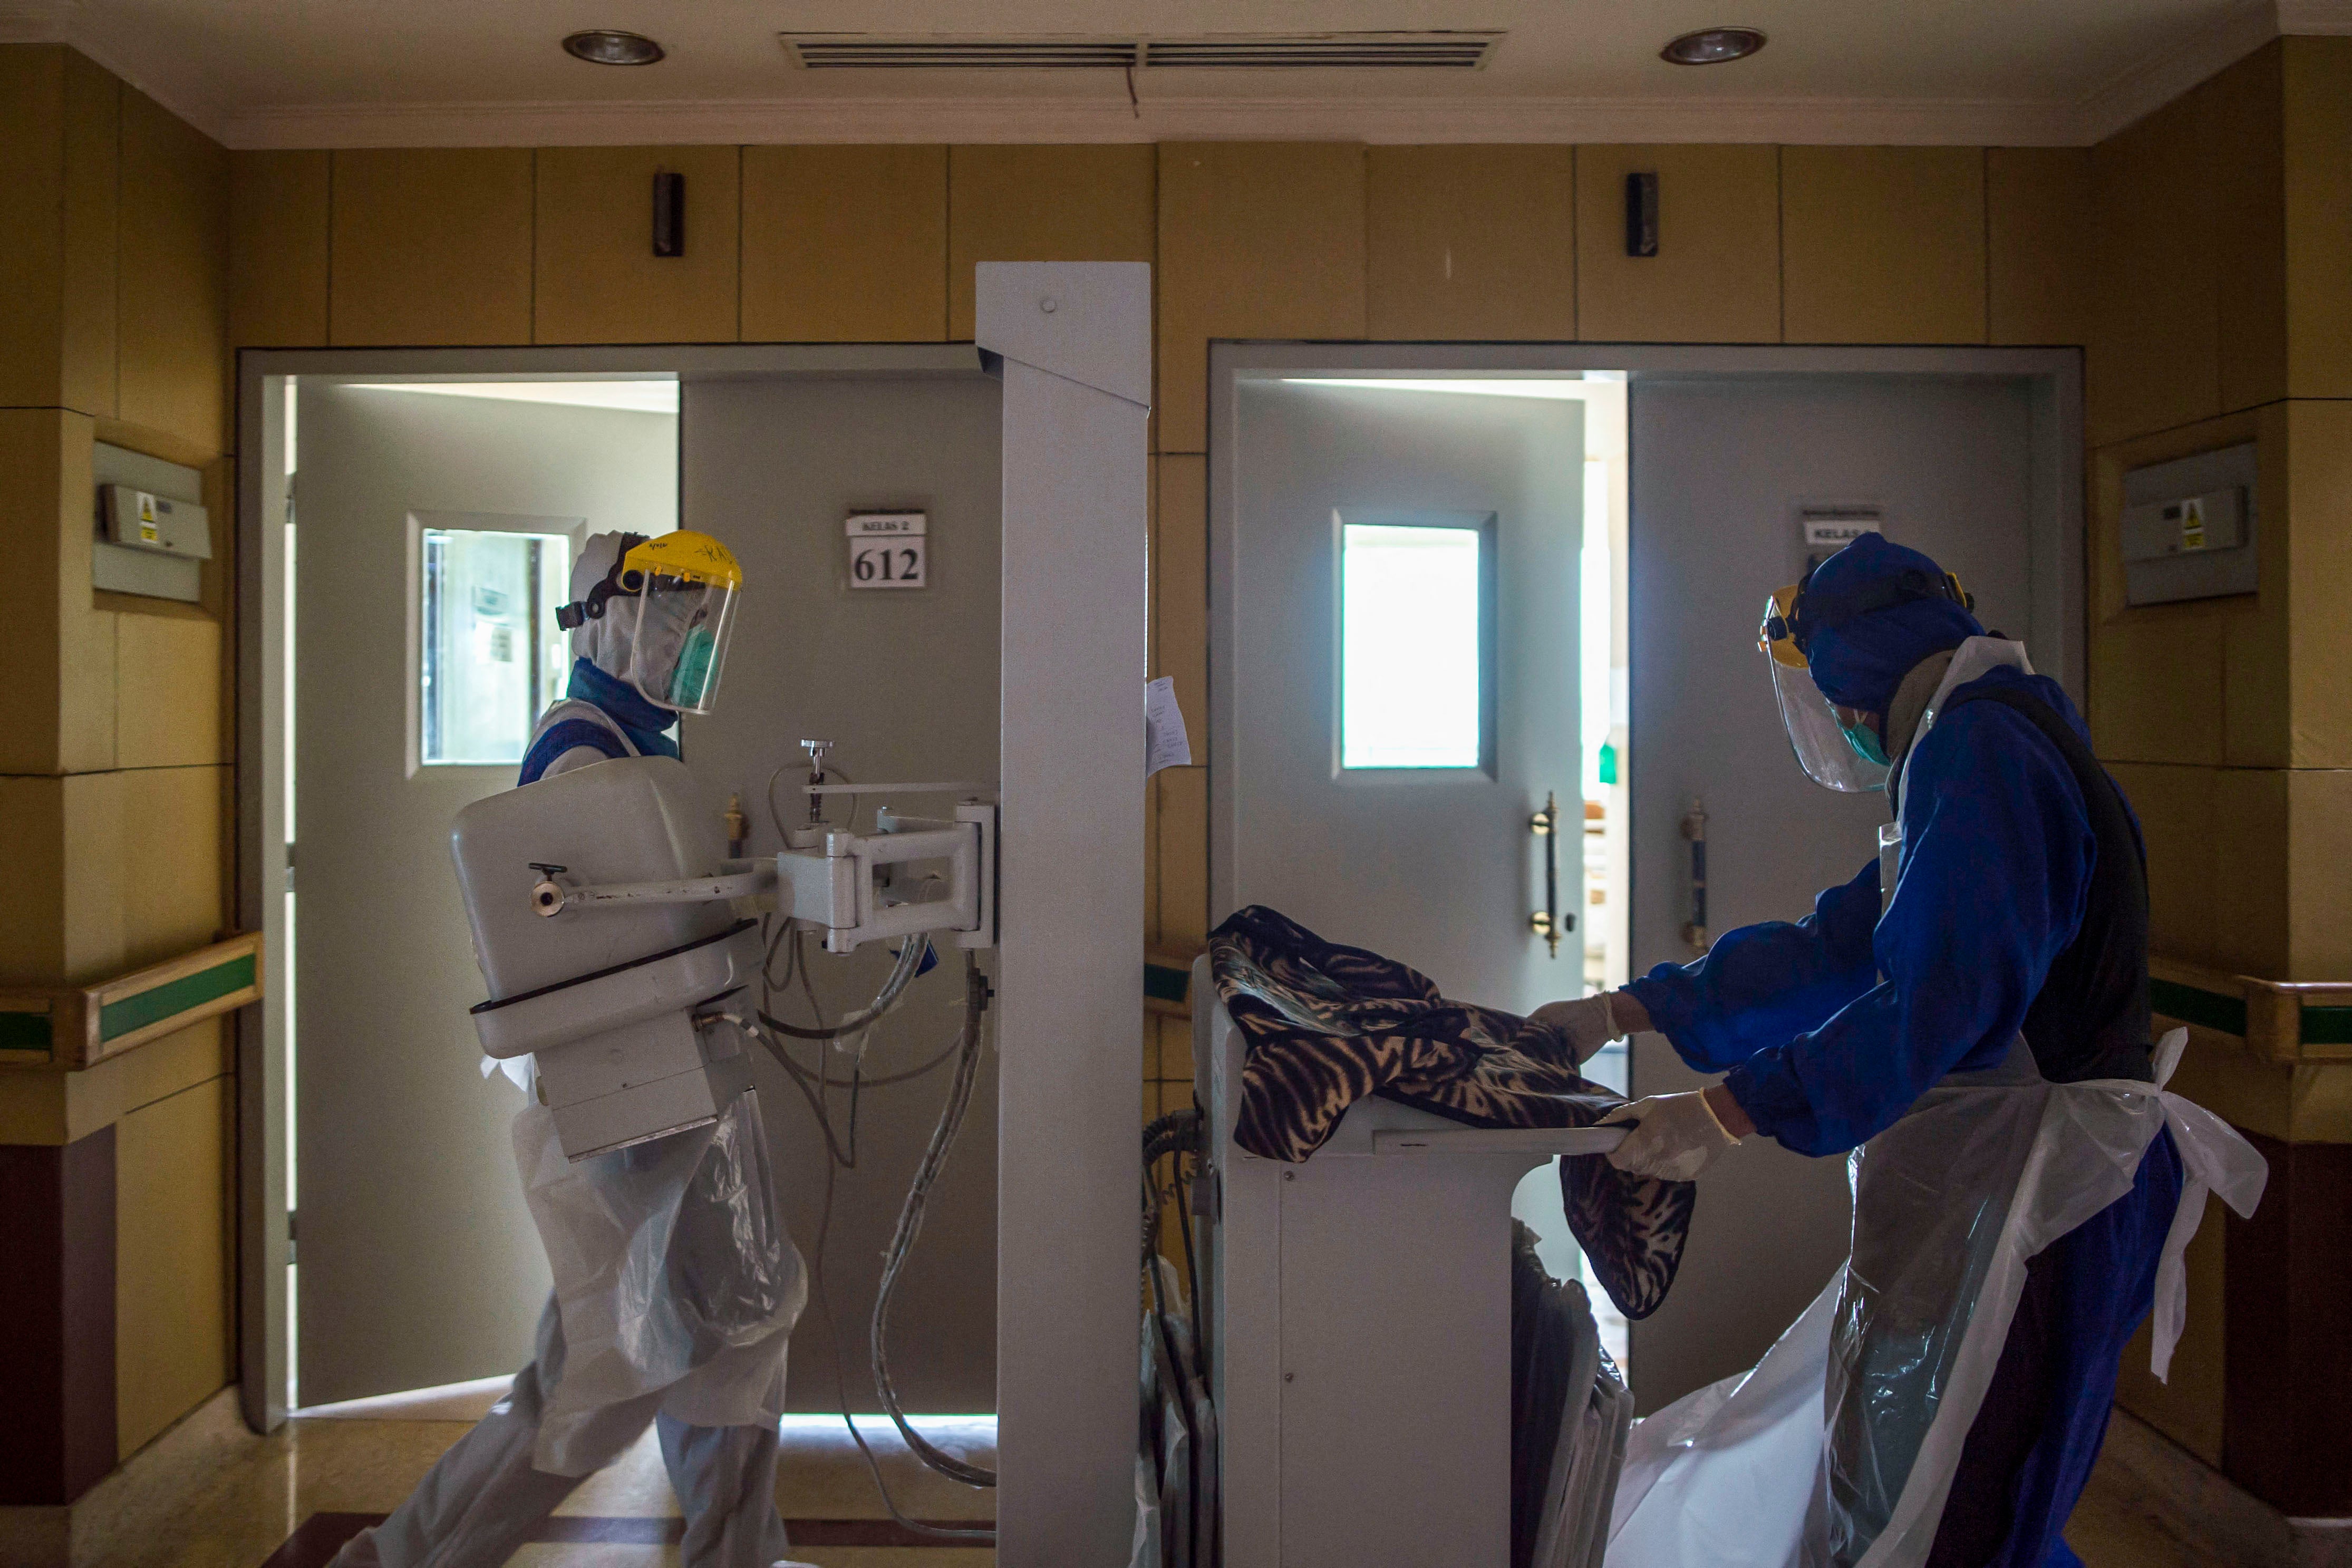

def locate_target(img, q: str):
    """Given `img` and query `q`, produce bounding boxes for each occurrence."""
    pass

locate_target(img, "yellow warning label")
[136,492,160,544]
[2181,497,2206,551]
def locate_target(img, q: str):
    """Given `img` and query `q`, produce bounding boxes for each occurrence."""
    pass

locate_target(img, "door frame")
[1207,340,2083,934]
[234,342,988,1435]
[239,276,1154,1561]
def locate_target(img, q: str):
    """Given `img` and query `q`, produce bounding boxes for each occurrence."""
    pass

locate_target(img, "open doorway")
[1212,341,2083,1413]
[248,356,1009,1444]
[279,375,682,1412]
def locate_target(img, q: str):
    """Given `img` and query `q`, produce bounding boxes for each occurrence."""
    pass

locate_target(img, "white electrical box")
[2121,443,2258,606]
[100,486,213,560]
[92,443,210,603]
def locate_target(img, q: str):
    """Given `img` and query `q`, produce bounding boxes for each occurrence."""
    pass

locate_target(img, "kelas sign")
[846,512,926,589]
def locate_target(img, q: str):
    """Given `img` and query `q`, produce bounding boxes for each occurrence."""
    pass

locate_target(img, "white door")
[1625,373,2043,1411]
[293,382,676,1405]
[1219,381,1584,1013]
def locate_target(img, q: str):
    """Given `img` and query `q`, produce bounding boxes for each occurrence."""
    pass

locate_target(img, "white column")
[980,262,1153,1566]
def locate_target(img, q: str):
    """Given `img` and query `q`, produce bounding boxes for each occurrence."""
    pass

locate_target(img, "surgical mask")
[1842,719,1891,767]
[670,621,717,709]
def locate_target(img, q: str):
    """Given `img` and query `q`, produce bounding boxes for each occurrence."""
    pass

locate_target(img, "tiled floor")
[63,1380,2220,1568]
[65,1385,994,1568]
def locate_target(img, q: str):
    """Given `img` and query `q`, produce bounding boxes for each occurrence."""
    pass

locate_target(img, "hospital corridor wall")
[5,28,2352,1552]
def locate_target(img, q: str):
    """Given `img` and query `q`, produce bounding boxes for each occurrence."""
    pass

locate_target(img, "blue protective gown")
[1625,664,2183,1567]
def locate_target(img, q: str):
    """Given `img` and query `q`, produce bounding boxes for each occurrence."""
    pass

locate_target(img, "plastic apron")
[505,702,809,1475]
[1605,643,2269,1568]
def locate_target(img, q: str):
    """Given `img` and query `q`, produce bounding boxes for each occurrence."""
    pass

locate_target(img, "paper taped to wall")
[1146,676,1192,776]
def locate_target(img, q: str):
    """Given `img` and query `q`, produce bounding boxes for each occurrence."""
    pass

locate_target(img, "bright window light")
[351,380,680,414]
[1341,522,1485,770]
[421,529,572,766]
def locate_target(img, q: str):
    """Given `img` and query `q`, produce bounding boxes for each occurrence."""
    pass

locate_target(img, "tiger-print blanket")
[1209,905,1696,1321]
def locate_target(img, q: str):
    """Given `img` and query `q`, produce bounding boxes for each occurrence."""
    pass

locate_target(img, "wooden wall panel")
[1367,146,1575,341]
[2208,45,2289,417]
[1156,765,1208,949]
[57,766,223,985]
[113,1075,229,1458]
[2108,762,2219,968]
[2289,767,2352,981]
[946,145,1155,340]
[2212,767,2291,980]
[1987,147,2091,346]
[741,146,946,343]
[2285,38,2352,399]
[329,149,534,346]
[0,775,68,986]
[2089,91,2220,446]
[117,89,227,457]
[535,146,740,345]
[1156,143,1367,453]
[1574,145,1779,344]
[1153,455,1207,752]
[2285,400,2352,768]
[114,613,222,769]
[229,151,330,349]
[0,47,73,412]
[59,51,120,420]
[1144,771,1162,949]
[1782,146,1987,345]
[0,410,116,777]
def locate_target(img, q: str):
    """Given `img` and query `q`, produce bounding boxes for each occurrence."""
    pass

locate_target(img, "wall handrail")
[0,933,264,1071]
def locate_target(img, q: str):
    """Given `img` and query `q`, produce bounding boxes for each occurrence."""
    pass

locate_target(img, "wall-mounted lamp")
[653,171,685,257]
[1625,172,1659,257]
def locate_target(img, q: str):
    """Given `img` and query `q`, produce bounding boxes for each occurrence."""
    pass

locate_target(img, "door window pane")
[421,529,571,766]
[1340,521,1486,770]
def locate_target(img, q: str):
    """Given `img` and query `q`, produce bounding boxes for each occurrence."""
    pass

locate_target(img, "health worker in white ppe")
[1534,534,2263,1567]
[335,530,816,1568]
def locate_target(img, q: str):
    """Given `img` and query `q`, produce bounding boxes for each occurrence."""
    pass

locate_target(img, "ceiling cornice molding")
[220,93,2090,152]
[2076,0,2352,142]
[20,0,2352,154]
[0,0,231,139]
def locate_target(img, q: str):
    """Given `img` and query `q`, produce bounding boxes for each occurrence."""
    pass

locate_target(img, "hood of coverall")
[1803,533,1986,714]
[569,531,639,682]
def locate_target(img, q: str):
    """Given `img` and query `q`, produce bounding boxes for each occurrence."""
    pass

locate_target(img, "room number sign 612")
[845,511,927,591]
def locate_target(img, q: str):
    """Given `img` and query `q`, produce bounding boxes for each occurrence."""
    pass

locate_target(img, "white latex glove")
[1599,1090,1741,1182]
[1528,993,1624,1065]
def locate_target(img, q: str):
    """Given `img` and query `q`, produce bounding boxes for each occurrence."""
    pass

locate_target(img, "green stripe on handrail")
[99,954,256,1042]
[0,1010,51,1056]
[2150,977,2247,1038]
[2302,1006,2352,1047]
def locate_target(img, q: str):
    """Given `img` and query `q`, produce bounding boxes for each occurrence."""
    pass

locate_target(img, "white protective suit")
[334,534,812,1568]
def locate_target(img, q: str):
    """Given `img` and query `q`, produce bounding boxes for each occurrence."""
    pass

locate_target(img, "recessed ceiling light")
[564,30,665,66]
[1660,27,1765,65]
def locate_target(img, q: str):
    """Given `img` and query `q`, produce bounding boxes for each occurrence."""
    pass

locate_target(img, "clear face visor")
[1761,589,1889,794]
[627,572,738,715]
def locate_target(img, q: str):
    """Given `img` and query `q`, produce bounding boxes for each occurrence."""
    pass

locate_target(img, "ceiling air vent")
[779,32,1503,71]
[1142,33,1500,69]
[783,36,1142,69]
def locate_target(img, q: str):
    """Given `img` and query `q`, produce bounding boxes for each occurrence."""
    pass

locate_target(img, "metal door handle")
[1530,791,1573,957]
[1681,797,1708,954]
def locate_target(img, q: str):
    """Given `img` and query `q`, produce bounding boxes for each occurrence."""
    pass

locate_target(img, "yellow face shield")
[621,531,742,715]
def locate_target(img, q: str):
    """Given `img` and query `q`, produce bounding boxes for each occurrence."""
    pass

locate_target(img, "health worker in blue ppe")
[336,530,816,1568]
[1533,533,2258,1568]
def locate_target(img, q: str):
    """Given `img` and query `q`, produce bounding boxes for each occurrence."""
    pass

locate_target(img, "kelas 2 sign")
[846,512,926,589]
